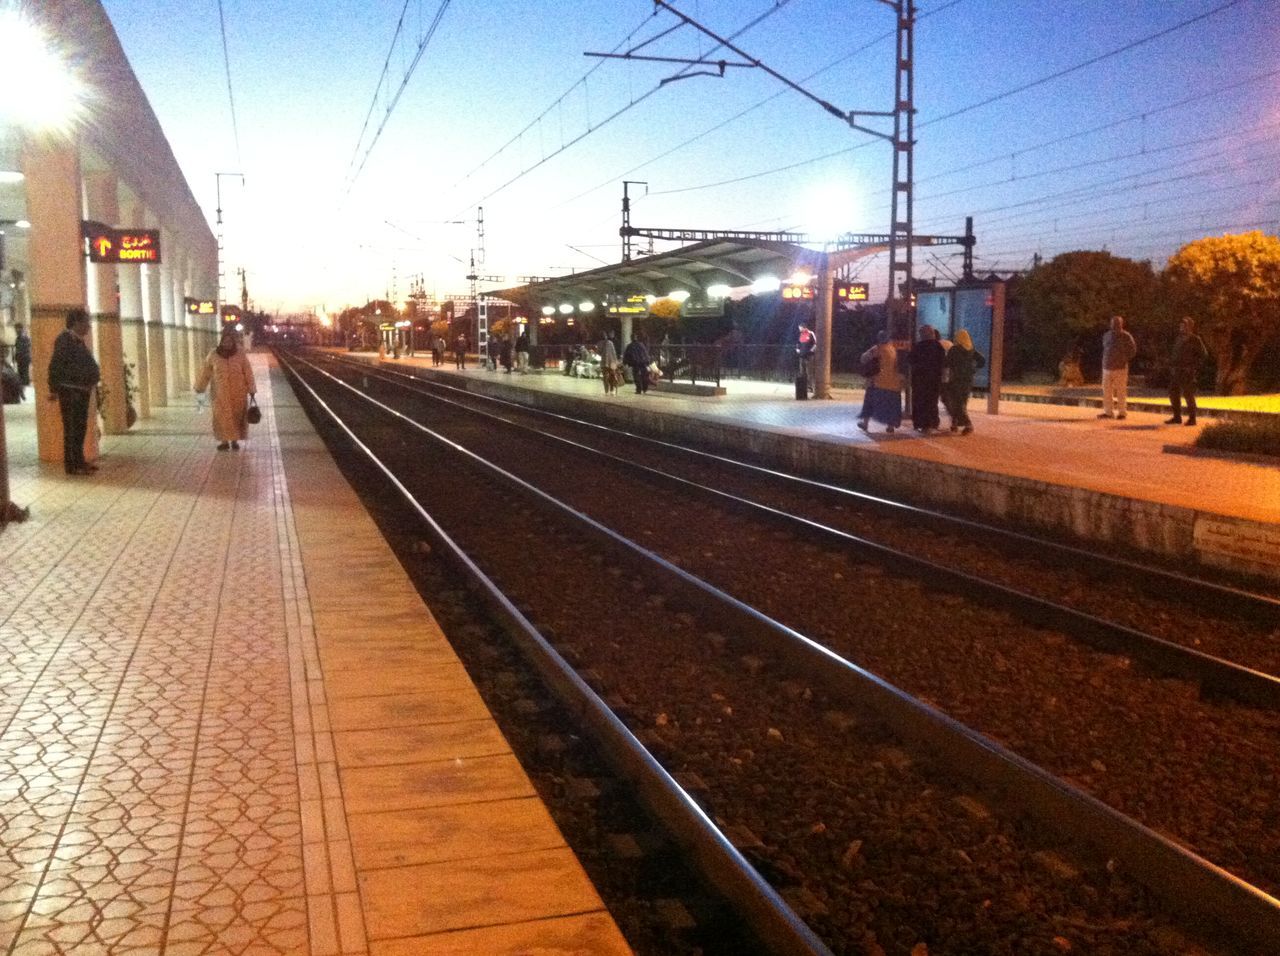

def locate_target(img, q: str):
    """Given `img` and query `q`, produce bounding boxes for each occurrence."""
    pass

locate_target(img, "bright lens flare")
[0,8,89,134]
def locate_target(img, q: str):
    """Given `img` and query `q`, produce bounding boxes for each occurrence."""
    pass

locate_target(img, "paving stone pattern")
[0,360,630,956]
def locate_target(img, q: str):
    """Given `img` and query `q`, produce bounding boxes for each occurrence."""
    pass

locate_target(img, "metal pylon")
[885,0,916,336]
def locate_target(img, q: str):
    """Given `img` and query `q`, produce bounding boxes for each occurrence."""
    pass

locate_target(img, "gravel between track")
[289,358,1232,954]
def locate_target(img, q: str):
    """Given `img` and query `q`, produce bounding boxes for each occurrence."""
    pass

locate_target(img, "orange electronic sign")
[83,222,162,264]
[781,283,815,300]
[835,281,869,302]
[185,298,216,316]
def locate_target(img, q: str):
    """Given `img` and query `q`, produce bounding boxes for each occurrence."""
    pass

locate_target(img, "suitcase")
[795,374,809,400]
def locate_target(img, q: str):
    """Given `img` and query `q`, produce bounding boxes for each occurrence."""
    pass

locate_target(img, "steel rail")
[310,352,1280,708]
[322,351,1280,622]
[285,350,1280,953]
[278,352,834,956]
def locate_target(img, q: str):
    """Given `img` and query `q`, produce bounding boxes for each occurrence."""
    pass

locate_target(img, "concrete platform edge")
[376,360,1280,583]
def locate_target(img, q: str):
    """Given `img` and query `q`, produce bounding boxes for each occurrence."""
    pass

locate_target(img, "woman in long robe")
[194,330,257,449]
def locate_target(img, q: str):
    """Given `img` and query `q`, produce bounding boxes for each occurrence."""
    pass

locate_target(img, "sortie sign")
[82,222,162,264]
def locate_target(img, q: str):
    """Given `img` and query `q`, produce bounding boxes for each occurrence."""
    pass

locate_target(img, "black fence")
[528,342,803,389]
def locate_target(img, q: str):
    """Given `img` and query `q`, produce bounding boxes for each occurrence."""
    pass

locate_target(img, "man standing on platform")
[796,322,817,383]
[14,324,31,394]
[1166,316,1208,427]
[1098,315,1137,420]
[48,309,100,475]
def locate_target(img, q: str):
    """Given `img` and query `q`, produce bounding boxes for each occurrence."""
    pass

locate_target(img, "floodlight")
[668,290,690,302]
[707,284,731,299]
[751,276,781,293]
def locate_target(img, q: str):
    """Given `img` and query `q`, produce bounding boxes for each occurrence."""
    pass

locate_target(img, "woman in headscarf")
[856,331,904,434]
[909,324,946,433]
[942,328,985,435]
[194,329,257,450]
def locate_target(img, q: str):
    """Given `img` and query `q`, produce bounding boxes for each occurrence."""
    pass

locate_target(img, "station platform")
[341,349,1280,582]
[0,355,630,955]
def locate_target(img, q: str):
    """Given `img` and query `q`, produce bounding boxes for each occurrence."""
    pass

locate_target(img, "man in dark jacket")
[909,325,946,433]
[1166,316,1208,426]
[14,323,32,389]
[48,309,100,475]
[622,333,651,395]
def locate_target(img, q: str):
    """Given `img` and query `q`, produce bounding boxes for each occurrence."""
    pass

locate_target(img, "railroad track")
[282,350,1280,954]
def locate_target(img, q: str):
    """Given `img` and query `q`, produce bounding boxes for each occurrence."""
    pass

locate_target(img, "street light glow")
[751,276,781,293]
[668,290,690,302]
[0,8,90,135]
[558,303,573,314]
[707,284,731,299]
[578,300,595,312]
[541,305,555,315]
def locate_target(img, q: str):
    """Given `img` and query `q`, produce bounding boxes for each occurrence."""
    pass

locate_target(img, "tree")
[1015,251,1161,378]
[1164,231,1280,394]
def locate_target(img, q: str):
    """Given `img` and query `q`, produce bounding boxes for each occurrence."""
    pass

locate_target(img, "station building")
[1,0,217,473]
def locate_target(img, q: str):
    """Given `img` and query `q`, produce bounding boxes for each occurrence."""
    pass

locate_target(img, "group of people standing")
[598,331,657,396]
[42,309,258,477]
[857,325,985,435]
[1097,315,1207,426]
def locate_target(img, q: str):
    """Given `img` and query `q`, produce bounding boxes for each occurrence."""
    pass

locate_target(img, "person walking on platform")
[194,328,257,451]
[1166,316,1207,426]
[623,333,651,395]
[431,334,444,367]
[601,331,620,394]
[942,328,985,435]
[1098,315,1137,420]
[857,331,903,433]
[14,323,31,392]
[909,324,946,433]
[499,334,513,373]
[515,328,530,373]
[47,309,100,475]
[796,322,817,393]
[454,332,468,369]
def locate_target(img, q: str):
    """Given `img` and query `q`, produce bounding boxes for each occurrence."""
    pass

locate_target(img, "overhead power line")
[555,0,972,210]
[448,0,796,218]
[344,0,453,197]
[215,0,241,165]
[647,0,1251,200]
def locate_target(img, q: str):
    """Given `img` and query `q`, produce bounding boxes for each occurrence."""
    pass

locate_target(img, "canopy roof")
[490,238,826,308]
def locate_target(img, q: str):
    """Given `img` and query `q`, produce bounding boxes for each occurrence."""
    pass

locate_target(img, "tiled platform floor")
[0,355,630,955]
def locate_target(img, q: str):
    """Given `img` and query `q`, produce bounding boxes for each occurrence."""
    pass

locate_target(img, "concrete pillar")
[169,245,190,394]
[83,169,127,435]
[146,249,167,409]
[119,196,148,421]
[185,260,203,383]
[815,253,833,400]
[21,138,87,463]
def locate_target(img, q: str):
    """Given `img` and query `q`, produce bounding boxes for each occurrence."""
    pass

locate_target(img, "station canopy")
[490,238,826,310]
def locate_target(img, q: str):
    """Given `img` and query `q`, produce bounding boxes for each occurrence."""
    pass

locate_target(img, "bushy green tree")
[1164,231,1280,394]
[1016,251,1161,378]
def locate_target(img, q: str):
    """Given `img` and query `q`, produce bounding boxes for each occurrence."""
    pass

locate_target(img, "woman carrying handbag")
[194,329,257,450]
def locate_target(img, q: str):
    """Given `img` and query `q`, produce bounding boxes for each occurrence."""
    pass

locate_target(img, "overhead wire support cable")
[215,0,242,166]
[645,0,1252,201]
[553,0,971,211]
[344,0,453,197]
[450,9,659,190]
[447,0,796,218]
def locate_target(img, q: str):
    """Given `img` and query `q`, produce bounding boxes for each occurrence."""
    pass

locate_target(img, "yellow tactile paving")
[0,355,631,955]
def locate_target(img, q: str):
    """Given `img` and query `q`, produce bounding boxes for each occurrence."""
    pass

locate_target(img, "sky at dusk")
[98,0,1280,315]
